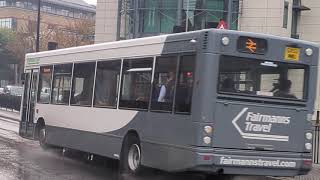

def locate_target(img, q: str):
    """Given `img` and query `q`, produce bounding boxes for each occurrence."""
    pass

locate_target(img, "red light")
[43,68,51,73]
[186,72,192,77]
[303,160,312,166]
[203,155,211,161]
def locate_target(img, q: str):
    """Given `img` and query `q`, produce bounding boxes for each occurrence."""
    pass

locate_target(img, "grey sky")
[83,0,97,5]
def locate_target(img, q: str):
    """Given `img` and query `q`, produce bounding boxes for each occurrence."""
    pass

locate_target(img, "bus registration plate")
[284,47,300,61]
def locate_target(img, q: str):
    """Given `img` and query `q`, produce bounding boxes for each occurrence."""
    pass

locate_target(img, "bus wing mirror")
[20,73,26,84]
[21,73,26,81]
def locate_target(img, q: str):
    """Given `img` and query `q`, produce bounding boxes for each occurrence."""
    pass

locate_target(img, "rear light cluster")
[305,132,313,151]
[203,126,213,145]
[306,133,313,140]
[305,143,312,150]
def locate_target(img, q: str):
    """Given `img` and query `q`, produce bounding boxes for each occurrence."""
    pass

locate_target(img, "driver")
[273,79,296,99]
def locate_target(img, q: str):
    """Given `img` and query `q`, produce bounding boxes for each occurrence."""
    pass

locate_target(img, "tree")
[44,19,95,49]
[0,29,20,84]
[0,28,19,64]
[5,17,95,84]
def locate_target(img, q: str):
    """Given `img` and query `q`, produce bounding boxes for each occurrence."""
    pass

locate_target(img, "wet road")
[0,116,271,180]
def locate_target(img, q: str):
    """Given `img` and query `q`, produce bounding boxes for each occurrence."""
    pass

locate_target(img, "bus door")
[20,69,39,138]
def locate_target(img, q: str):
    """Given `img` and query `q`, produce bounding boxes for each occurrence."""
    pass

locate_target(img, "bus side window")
[175,55,195,114]
[38,66,53,104]
[119,58,153,110]
[51,64,72,105]
[151,56,178,112]
[94,60,121,108]
[70,62,95,106]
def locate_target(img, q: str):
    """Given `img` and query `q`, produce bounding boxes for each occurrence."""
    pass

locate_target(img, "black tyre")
[120,134,143,175]
[206,175,236,180]
[38,125,50,149]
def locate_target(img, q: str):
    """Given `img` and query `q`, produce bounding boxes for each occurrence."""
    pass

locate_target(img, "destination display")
[237,36,268,55]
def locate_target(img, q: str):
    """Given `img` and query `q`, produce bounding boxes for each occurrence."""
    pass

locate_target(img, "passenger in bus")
[220,78,237,93]
[158,72,175,102]
[273,79,297,99]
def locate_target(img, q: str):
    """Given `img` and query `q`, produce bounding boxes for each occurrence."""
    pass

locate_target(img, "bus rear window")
[218,56,307,101]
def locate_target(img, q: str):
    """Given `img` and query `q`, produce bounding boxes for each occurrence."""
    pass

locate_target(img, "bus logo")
[232,108,290,142]
[246,39,257,53]
[237,36,267,54]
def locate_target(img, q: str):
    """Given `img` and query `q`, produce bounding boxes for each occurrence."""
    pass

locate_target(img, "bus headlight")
[204,126,213,134]
[222,37,230,46]
[305,48,313,56]
[305,143,312,150]
[203,137,211,144]
[306,133,313,140]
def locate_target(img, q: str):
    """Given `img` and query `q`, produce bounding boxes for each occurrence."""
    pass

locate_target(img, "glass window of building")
[175,55,196,114]
[160,0,178,33]
[70,62,95,106]
[51,64,73,105]
[42,5,52,13]
[62,9,69,16]
[231,0,239,30]
[151,56,178,112]
[0,1,6,7]
[192,0,225,30]
[119,58,153,110]
[291,0,302,39]
[0,18,16,30]
[142,0,158,33]
[68,8,75,18]
[38,66,53,104]
[123,0,237,39]
[16,1,24,8]
[283,1,289,28]
[94,60,121,108]
[142,0,178,33]
[32,2,37,10]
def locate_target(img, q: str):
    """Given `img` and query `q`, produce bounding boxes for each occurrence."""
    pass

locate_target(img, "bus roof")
[25,29,319,68]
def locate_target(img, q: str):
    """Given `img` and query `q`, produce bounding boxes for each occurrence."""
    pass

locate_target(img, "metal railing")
[0,94,21,111]
[313,125,320,164]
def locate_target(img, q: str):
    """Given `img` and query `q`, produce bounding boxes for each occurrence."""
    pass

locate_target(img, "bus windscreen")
[218,56,307,101]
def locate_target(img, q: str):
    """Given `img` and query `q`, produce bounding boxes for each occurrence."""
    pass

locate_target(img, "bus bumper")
[190,148,312,176]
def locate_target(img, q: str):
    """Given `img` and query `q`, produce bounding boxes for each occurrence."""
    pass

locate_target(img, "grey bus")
[19,29,318,178]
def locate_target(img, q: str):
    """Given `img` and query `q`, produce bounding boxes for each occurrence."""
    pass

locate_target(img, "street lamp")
[185,0,189,32]
[36,0,41,52]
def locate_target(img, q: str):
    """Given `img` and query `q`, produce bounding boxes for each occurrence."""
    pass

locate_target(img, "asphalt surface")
[0,114,288,180]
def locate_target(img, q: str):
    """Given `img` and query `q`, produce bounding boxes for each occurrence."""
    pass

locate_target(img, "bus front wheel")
[120,134,142,175]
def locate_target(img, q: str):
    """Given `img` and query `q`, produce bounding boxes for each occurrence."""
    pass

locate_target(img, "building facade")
[95,0,239,43]
[95,0,318,44]
[0,0,95,32]
[0,0,96,86]
[239,0,313,41]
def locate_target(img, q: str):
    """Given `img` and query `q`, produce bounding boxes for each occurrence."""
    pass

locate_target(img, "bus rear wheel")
[38,125,49,149]
[120,134,142,175]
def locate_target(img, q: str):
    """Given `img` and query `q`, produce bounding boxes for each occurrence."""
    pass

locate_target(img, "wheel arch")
[35,117,45,139]
[125,129,140,141]
[119,129,144,173]
[120,129,141,156]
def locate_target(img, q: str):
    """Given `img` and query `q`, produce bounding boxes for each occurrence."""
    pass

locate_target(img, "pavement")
[269,164,320,180]
[0,108,20,121]
[0,109,320,180]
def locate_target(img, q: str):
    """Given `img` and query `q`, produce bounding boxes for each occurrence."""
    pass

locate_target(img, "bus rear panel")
[188,30,317,176]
